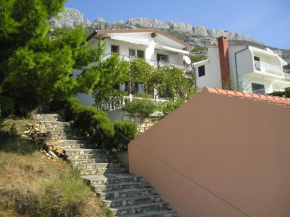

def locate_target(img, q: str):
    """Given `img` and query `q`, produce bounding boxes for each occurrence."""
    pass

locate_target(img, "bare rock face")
[126,18,170,29]
[192,25,208,36]
[47,7,289,58]
[47,8,83,28]
[166,21,193,34]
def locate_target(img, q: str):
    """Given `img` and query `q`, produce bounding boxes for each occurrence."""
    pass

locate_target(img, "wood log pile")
[23,123,64,160]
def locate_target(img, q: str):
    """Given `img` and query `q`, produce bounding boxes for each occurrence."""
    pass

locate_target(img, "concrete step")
[80,167,127,176]
[83,173,144,186]
[110,202,169,216]
[57,140,94,149]
[98,188,156,200]
[67,153,116,160]
[93,181,150,192]
[33,114,64,121]
[104,194,162,207]
[115,209,177,217]
[68,157,119,165]
[64,148,110,156]
[75,162,123,171]
[142,209,177,217]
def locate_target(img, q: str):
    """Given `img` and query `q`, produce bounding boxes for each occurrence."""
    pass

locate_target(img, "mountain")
[47,8,289,63]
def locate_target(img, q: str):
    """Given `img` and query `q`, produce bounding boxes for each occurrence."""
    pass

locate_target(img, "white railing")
[283,73,290,81]
[94,95,168,111]
[254,61,283,77]
[103,53,188,70]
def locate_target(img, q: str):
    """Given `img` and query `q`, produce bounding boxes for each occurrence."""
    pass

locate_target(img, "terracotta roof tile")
[205,87,290,107]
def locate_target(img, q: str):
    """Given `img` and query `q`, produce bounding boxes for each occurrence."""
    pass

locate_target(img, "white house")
[76,28,193,106]
[193,36,290,94]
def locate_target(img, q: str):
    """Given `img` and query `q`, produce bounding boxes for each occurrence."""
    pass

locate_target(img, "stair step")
[116,209,177,217]
[104,195,162,207]
[92,181,150,191]
[75,162,123,170]
[82,173,144,185]
[33,112,178,216]
[80,167,127,175]
[64,148,110,155]
[143,209,177,217]
[98,188,156,200]
[67,153,116,160]
[68,158,119,164]
[110,202,169,215]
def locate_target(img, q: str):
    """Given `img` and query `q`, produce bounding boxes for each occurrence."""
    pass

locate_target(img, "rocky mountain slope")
[47,8,289,63]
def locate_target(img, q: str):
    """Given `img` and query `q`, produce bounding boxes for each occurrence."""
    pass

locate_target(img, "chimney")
[218,37,230,89]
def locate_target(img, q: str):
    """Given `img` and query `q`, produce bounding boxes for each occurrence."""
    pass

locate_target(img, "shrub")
[64,97,114,147]
[122,99,157,118]
[111,121,137,151]
[38,167,90,217]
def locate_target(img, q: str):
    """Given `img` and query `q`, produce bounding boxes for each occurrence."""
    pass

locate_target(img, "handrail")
[102,52,189,69]
[254,60,283,76]
[94,95,168,111]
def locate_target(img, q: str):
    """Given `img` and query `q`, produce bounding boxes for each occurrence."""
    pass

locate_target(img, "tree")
[0,0,126,116]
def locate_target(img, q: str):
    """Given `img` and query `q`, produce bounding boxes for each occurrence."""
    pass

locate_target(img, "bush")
[122,99,157,118]
[111,121,137,151]
[38,167,90,217]
[64,97,114,147]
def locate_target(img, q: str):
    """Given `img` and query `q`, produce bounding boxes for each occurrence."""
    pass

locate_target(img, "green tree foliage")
[92,53,129,102]
[0,0,127,117]
[112,121,137,151]
[129,57,156,93]
[122,99,158,118]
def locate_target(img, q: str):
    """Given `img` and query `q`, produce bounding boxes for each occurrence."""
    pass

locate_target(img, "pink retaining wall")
[128,88,290,217]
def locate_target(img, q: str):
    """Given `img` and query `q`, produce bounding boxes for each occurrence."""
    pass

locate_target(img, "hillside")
[47,8,290,63]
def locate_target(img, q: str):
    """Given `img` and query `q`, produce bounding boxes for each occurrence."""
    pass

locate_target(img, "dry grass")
[0,118,113,217]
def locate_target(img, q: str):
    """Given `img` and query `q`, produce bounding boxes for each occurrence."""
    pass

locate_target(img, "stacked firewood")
[23,123,63,160]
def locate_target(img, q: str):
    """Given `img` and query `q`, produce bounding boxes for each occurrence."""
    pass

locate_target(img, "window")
[251,83,265,94]
[111,45,119,54]
[198,65,205,77]
[137,50,144,59]
[254,56,260,71]
[157,54,168,62]
[129,49,135,57]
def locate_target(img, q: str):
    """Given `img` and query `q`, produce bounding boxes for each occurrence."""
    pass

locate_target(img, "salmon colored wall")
[128,88,290,217]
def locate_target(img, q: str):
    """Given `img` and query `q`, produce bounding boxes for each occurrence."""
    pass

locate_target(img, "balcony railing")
[283,73,290,81]
[254,61,283,77]
[94,95,168,112]
[103,53,189,70]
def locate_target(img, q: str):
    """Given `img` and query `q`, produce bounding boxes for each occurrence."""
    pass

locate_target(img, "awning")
[161,46,189,55]
[110,35,152,46]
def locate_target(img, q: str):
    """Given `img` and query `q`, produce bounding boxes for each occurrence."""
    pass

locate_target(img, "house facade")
[76,28,193,106]
[193,37,290,94]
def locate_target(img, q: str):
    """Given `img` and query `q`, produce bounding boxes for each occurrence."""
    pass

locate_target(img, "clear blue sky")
[65,0,290,49]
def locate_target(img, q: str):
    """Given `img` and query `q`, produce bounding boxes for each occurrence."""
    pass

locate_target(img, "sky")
[65,0,290,49]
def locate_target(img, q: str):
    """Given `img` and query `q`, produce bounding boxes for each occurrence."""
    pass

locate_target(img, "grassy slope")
[0,118,112,217]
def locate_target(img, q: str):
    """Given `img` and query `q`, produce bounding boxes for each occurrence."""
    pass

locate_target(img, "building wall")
[129,88,290,217]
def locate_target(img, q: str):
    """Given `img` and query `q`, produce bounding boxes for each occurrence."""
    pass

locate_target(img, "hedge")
[63,97,137,149]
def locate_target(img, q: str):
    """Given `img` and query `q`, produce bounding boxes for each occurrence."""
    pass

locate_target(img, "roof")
[86,28,193,51]
[206,87,290,107]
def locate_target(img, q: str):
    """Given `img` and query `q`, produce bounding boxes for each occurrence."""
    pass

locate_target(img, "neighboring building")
[129,87,290,217]
[75,28,193,106]
[193,37,290,94]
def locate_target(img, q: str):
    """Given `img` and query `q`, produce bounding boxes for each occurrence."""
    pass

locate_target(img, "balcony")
[254,61,283,77]
[103,53,189,70]
[94,95,168,112]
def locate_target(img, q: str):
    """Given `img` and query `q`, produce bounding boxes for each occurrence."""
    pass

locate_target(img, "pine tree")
[0,0,127,116]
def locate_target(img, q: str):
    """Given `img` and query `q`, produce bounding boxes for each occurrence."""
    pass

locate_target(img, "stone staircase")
[34,113,177,217]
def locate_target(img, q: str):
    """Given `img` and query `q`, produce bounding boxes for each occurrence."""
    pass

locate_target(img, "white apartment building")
[76,28,193,106]
[193,37,290,94]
